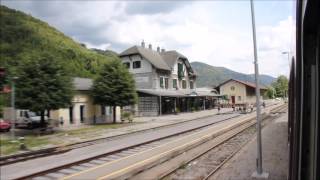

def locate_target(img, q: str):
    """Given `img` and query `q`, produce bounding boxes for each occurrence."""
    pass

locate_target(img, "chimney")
[141,40,145,48]
[148,44,152,50]
[161,48,165,53]
[157,46,160,52]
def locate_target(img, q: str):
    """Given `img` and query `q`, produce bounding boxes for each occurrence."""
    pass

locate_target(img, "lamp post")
[250,0,269,178]
[10,76,18,141]
[282,51,290,99]
[282,51,290,68]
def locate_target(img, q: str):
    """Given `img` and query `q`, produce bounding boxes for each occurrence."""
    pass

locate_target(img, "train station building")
[119,42,221,116]
[216,79,267,105]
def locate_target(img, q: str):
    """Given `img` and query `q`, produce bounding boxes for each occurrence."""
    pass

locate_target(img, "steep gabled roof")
[216,79,267,90]
[119,45,195,75]
[160,50,186,68]
[119,46,171,71]
[160,50,195,75]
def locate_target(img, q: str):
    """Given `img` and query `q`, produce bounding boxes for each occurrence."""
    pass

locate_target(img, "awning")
[137,89,223,97]
[137,89,188,97]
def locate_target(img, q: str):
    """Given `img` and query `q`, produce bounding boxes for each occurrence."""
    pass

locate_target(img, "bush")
[121,111,133,123]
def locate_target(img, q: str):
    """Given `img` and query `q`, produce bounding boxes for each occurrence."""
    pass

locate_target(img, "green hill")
[0,5,120,78]
[190,61,275,87]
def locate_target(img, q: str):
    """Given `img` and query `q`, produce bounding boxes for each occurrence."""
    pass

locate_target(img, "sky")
[3,0,295,77]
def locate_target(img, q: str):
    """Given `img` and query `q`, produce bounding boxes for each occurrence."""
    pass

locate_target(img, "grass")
[60,123,125,136]
[179,163,188,170]
[0,136,49,155]
[0,122,142,155]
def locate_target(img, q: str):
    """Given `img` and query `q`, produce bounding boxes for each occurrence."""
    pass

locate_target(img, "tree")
[264,86,276,99]
[15,54,73,126]
[91,60,137,123]
[271,75,289,98]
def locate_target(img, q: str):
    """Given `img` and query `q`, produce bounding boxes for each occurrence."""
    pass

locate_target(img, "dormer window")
[133,61,141,69]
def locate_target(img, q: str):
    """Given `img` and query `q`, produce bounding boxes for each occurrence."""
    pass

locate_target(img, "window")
[231,86,235,91]
[133,61,141,69]
[101,105,106,115]
[123,62,130,69]
[80,105,85,123]
[173,79,177,89]
[165,78,169,89]
[178,63,184,79]
[160,77,164,88]
[190,81,194,89]
[238,96,241,101]
[182,80,187,89]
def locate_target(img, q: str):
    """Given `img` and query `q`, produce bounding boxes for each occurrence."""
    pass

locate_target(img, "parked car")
[15,110,48,129]
[0,119,11,132]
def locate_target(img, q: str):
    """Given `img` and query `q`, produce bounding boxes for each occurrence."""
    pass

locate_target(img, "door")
[69,106,74,124]
[80,105,85,123]
[231,96,235,104]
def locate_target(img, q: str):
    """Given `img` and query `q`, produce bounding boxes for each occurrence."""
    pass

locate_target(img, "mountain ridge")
[190,61,275,87]
[1,5,120,78]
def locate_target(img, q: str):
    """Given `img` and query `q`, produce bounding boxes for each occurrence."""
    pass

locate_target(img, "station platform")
[211,112,288,180]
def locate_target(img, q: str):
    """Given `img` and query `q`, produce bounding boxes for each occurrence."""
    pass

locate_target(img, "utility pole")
[10,77,18,141]
[250,0,268,178]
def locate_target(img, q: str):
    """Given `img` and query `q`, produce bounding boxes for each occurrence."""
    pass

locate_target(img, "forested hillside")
[191,61,275,87]
[0,5,120,78]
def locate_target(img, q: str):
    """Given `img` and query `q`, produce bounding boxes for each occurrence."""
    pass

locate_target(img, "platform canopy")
[137,89,223,98]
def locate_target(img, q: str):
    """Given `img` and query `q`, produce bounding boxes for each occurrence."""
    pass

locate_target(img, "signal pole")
[10,77,18,141]
[250,0,269,178]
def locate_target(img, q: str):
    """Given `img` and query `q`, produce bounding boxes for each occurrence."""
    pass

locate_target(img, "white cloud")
[3,1,293,77]
[257,16,294,77]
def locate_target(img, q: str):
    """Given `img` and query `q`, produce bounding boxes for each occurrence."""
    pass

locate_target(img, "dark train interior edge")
[289,0,319,180]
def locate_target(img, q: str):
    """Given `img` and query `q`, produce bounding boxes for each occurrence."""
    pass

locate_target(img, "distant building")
[50,78,121,129]
[216,79,267,105]
[3,78,121,129]
[119,41,220,116]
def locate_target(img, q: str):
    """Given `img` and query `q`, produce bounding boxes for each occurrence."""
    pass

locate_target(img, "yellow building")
[50,78,120,129]
[217,79,267,105]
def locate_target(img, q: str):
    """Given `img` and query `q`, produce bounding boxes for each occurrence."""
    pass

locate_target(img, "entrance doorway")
[231,96,235,104]
[80,105,85,123]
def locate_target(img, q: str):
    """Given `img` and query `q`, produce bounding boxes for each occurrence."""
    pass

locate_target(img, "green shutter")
[178,63,184,80]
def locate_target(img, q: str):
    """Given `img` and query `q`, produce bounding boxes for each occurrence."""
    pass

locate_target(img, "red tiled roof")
[217,79,267,90]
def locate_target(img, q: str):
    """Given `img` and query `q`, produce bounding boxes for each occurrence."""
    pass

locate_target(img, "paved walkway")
[1,108,232,147]
[59,108,234,144]
[210,111,288,180]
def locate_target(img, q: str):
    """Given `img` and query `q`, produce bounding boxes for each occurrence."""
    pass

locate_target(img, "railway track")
[155,104,288,180]
[4,113,243,180]
[0,110,238,166]
[130,105,286,180]
[1,103,281,167]
[202,105,288,180]
[1,103,285,180]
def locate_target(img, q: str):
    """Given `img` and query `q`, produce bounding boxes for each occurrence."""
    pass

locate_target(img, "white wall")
[121,55,153,74]
[220,81,246,104]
